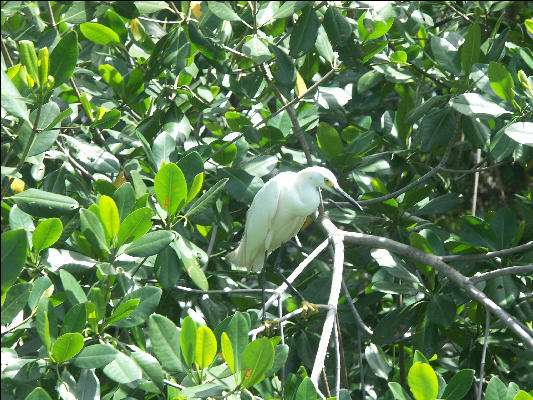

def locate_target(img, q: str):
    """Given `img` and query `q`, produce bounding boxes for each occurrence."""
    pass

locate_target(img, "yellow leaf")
[113,170,127,188]
[191,1,202,19]
[295,71,307,97]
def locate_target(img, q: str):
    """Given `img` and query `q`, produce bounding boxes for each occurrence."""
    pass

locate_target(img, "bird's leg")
[272,247,318,318]
[260,253,267,324]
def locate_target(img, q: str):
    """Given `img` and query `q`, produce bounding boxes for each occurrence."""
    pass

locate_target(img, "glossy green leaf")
[113,182,136,222]
[59,303,86,335]
[208,2,240,21]
[105,298,140,326]
[99,195,120,241]
[460,23,480,76]
[28,276,53,311]
[504,122,533,145]
[172,235,208,290]
[155,245,181,288]
[441,369,475,400]
[317,122,343,157]
[51,332,84,363]
[130,346,164,390]
[32,218,62,255]
[90,109,121,129]
[486,276,518,308]
[295,377,317,400]
[80,208,109,252]
[24,387,53,400]
[388,382,413,400]
[124,229,174,257]
[59,269,88,305]
[1,69,29,123]
[49,31,78,87]
[18,40,39,86]
[110,286,161,327]
[485,376,507,400]
[408,362,438,400]
[488,61,515,103]
[194,326,217,369]
[221,332,235,373]
[358,12,394,41]
[154,163,188,216]
[427,295,456,328]
[289,6,318,57]
[116,207,153,248]
[1,283,31,325]
[323,6,352,46]
[272,1,308,19]
[72,344,118,368]
[241,337,275,387]
[10,189,79,217]
[36,296,56,354]
[185,178,228,218]
[365,343,392,379]
[148,314,186,372]
[181,316,197,368]
[450,93,510,118]
[1,229,28,290]
[211,140,238,165]
[80,22,120,45]
[103,352,142,383]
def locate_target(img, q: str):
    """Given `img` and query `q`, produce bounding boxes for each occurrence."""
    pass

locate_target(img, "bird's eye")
[324,178,334,187]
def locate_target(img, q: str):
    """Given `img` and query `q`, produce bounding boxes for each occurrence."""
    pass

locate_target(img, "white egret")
[227,166,363,319]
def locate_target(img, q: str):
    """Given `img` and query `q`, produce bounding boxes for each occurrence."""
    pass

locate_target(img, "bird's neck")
[294,178,321,215]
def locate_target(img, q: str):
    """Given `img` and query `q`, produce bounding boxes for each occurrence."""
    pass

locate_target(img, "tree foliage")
[1,1,533,400]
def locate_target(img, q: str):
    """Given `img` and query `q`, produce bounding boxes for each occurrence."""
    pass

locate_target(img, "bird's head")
[300,166,363,211]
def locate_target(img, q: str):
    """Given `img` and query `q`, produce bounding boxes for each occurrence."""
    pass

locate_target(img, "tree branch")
[441,242,533,262]
[470,265,533,283]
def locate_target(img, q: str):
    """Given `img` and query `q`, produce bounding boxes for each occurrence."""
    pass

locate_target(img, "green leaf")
[289,6,318,57]
[450,93,510,118]
[460,23,481,76]
[441,369,475,400]
[219,168,263,204]
[504,122,533,145]
[241,36,271,64]
[49,31,78,87]
[103,352,142,383]
[358,12,394,41]
[365,343,392,379]
[430,35,461,75]
[418,107,455,152]
[110,286,162,327]
[172,235,208,290]
[32,218,62,255]
[112,1,140,19]
[270,45,297,87]
[148,314,186,372]
[485,376,507,400]
[224,312,249,374]
[427,295,456,328]
[59,303,86,335]
[90,109,121,129]
[221,332,235,373]
[43,108,73,131]
[513,391,533,400]
[51,332,84,363]
[241,337,275,388]
[24,387,53,400]
[80,208,109,252]
[388,382,413,400]
[155,245,181,288]
[59,269,88,305]
[98,64,125,94]
[99,195,120,242]
[28,276,53,311]
[154,163,188,216]
[181,316,197,368]
[414,193,462,216]
[272,1,308,19]
[1,283,31,325]
[80,22,120,45]
[208,2,241,21]
[116,207,153,248]
[295,377,317,400]
[211,140,238,165]
[105,298,140,326]
[460,215,499,250]
[185,178,228,218]
[113,182,136,222]
[265,344,289,377]
[486,276,518,308]
[1,69,30,123]
[194,326,217,369]
[1,229,28,290]
[36,296,56,354]
[317,122,343,158]
[130,347,164,391]
[488,61,515,103]
[408,362,438,400]
[72,344,118,368]
[10,189,79,217]
[124,230,174,257]
[490,207,517,249]
[323,6,352,46]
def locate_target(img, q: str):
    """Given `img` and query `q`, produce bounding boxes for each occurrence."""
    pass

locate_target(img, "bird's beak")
[334,186,363,212]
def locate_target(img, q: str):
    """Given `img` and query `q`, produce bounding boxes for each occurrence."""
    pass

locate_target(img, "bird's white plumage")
[227,166,351,273]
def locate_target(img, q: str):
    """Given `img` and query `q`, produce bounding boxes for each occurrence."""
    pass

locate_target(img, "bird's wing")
[241,176,282,270]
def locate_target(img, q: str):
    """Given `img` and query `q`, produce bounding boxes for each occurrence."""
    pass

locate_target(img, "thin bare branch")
[477,310,490,400]
[441,242,533,262]
[470,265,533,283]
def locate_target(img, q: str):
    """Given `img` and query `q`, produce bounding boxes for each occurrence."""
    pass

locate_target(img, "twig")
[131,256,149,278]
[310,229,344,386]
[359,118,459,206]
[163,379,185,389]
[441,242,533,262]
[172,286,277,295]
[259,239,329,320]
[472,148,481,215]
[470,265,533,283]
[439,162,505,174]
[358,329,365,399]
[335,313,349,388]
[1,34,14,67]
[338,229,533,347]
[341,279,373,336]
[333,316,341,398]
[321,368,331,398]
[55,139,95,183]
[278,295,286,399]
[477,310,490,400]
